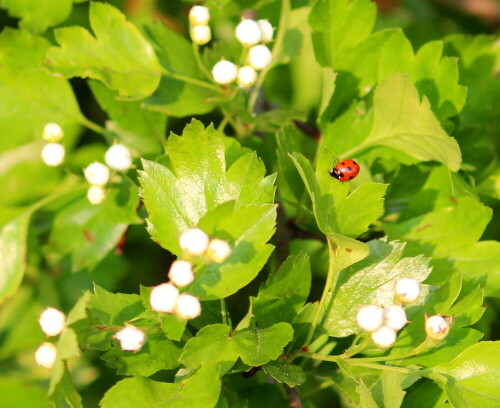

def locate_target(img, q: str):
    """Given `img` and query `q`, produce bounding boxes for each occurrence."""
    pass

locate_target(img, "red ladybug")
[329,159,360,182]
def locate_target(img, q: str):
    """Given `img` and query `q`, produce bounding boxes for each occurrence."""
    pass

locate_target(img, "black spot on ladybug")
[341,161,345,165]
[352,160,357,165]
[349,176,354,180]
[347,167,352,171]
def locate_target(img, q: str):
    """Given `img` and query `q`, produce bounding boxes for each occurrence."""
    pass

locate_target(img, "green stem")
[247,0,290,112]
[192,42,213,81]
[220,299,228,326]
[303,243,336,347]
[162,68,223,94]
[80,116,106,135]
[348,339,432,363]
[346,361,414,374]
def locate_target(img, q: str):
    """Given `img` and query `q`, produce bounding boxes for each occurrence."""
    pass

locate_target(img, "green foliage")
[0,0,498,407]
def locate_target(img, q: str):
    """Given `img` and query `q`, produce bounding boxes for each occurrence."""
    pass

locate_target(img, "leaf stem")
[346,361,414,374]
[303,243,336,347]
[192,42,213,81]
[247,0,290,113]
[80,116,106,135]
[161,68,223,94]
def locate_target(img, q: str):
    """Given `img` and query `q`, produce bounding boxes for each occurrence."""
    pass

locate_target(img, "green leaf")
[142,23,218,117]
[139,121,276,299]
[0,0,75,33]
[50,368,83,408]
[140,120,275,254]
[430,342,500,408]
[100,364,221,408]
[323,239,432,337]
[290,151,387,238]
[251,253,311,328]
[102,332,181,376]
[45,2,162,100]
[309,0,376,67]
[47,179,141,272]
[370,372,408,408]
[180,323,293,370]
[358,74,461,171]
[49,328,81,395]
[384,196,492,258]
[0,210,32,302]
[88,81,165,155]
[89,285,144,326]
[193,203,276,300]
[262,360,306,387]
[0,378,51,408]
[0,28,81,153]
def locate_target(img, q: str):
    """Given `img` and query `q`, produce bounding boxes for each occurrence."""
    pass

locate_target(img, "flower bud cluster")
[41,123,65,167]
[84,143,133,205]
[189,6,211,45]
[357,304,408,348]
[34,307,67,369]
[149,228,232,321]
[209,16,273,87]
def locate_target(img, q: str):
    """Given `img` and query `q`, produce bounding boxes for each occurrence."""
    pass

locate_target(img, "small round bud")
[212,60,238,85]
[168,260,195,287]
[175,293,201,320]
[179,228,210,256]
[395,278,421,303]
[237,65,257,88]
[189,5,210,25]
[206,239,231,263]
[34,342,57,369]
[190,24,211,45]
[257,19,274,43]
[84,162,110,186]
[150,283,179,313]
[235,19,262,46]
[39,307,66,337]
[356,305,384,332]
[42,122,64,142]
[371,325,397,348]
[425,315,451,340]
[105,144,132,171]
[87,185,107,205]
[115,326,146,351]
[383,305,407,331]
[41,143,65,167]
[248,44,272,70]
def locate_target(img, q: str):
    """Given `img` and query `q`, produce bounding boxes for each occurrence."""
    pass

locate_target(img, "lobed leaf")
[45,2,162,100]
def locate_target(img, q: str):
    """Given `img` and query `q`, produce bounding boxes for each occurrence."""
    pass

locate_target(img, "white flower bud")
[168,260,195,287]
[150,283,179,313]
[383,305,407,331]
[257,19,274,43]
[237,65,257,88]
[189,5,210,25]
[235,19,262,46]
[87,185,107,205]
[84,162,110,186]
[425,315,451,340]
[39,307,66,337]
[248,44,272,70]
[105,144,132,171]
[190,24,211,45]
[34,342,57,369]
[179,228,210,256]
[206,239,231,263]
[41,143,65,167]
[356,305,384,332]
[175,293,201,320]
[212,60,238,85]
[42,122,64,142]
[115,326,146,351]
[371,325,397,348]
[395,278,421,303]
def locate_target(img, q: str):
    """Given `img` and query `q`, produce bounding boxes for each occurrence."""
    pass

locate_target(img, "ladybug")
[329,159,360,182]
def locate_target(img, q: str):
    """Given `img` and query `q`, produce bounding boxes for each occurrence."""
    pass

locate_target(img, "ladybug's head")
[328,167,340,179]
